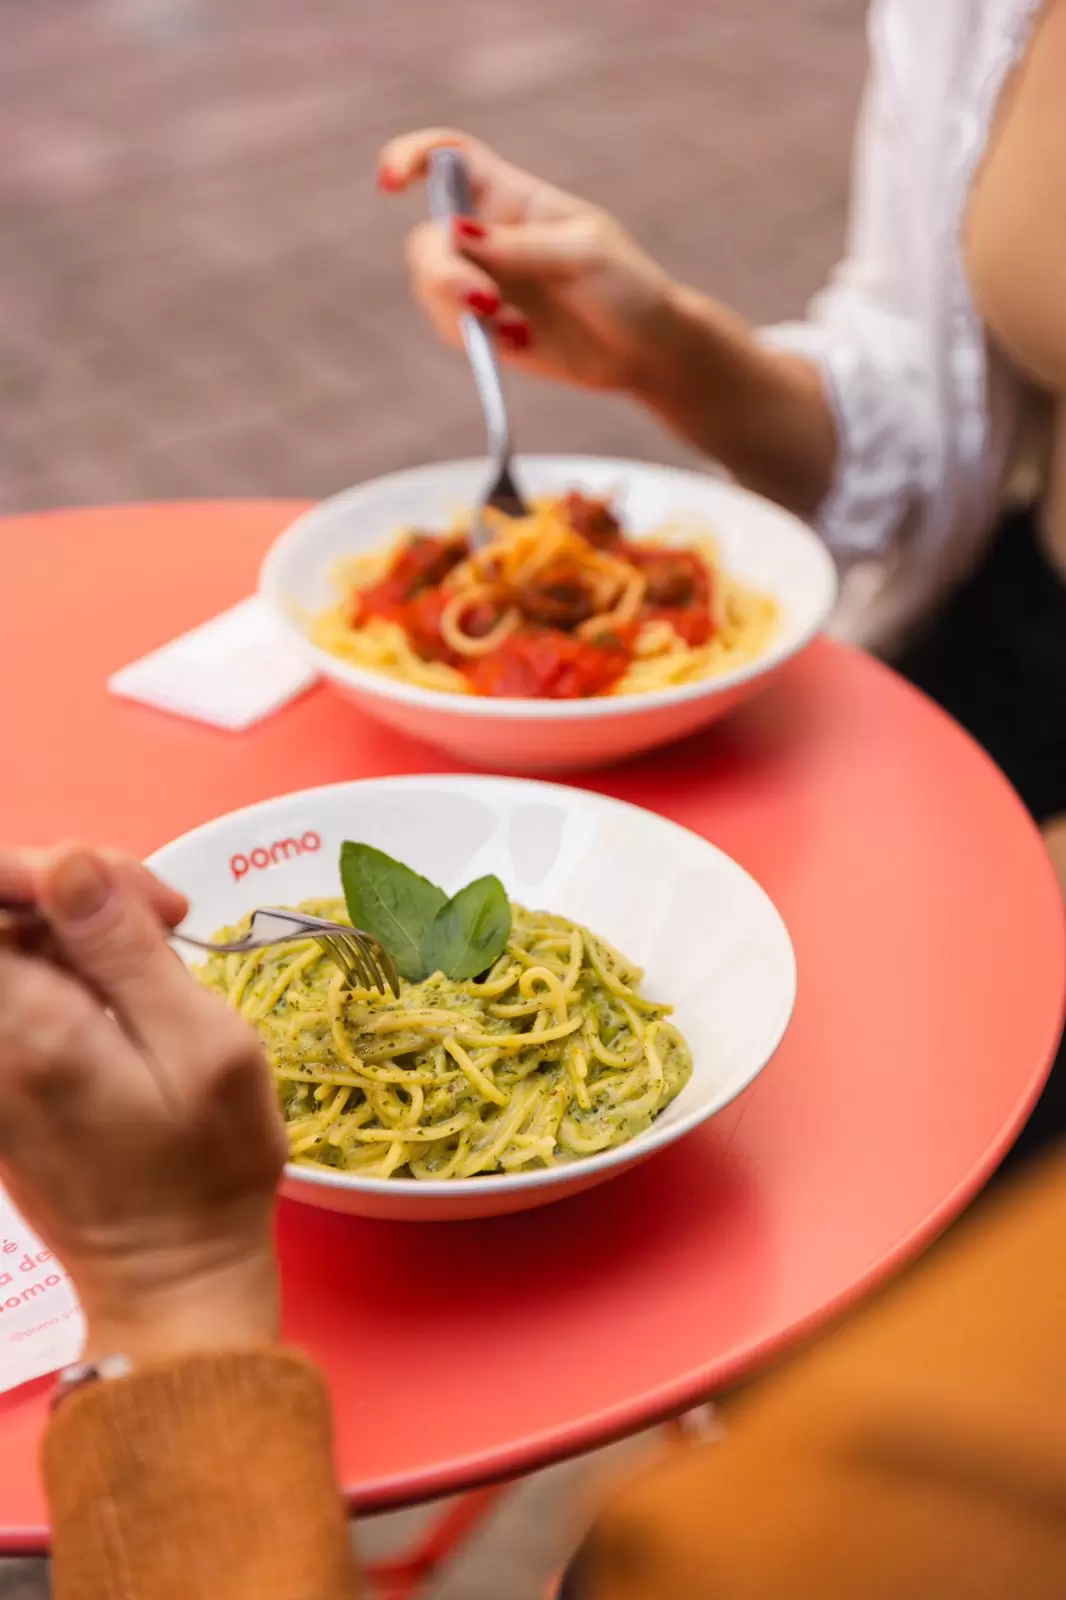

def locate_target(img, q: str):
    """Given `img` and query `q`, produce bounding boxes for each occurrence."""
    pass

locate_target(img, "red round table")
[1,502,1063,1554]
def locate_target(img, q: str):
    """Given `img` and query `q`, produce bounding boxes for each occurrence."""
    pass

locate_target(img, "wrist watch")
[51,1354,133,1412]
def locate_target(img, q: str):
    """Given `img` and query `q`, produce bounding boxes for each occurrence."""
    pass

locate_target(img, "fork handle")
[427,143,477,225]
[427,147,512,463]
[170,931,220,952]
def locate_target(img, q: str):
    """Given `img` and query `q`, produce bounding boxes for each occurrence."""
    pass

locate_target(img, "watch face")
[53,1355,133,1411]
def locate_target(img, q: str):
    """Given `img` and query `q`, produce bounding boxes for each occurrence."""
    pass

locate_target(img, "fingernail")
[465,289,500,317]
[497,318,532,350]
[455,217,486,241]
[51,851,111,922]
[377,166,401,193]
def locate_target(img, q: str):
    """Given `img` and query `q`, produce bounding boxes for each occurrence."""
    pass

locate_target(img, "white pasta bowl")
[149,775,796,1222]
[259,456,837,772]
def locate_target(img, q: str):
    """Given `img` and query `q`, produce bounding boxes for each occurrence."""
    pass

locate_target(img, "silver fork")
[427,146,529,546]
[177,908,400,995]
[0,900,399,996]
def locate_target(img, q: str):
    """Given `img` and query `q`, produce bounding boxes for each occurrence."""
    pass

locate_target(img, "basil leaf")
[422,874,512,981]
[339,842,446,981]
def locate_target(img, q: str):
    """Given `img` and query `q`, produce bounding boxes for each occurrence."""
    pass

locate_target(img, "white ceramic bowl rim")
[258,455,838,721]
[148,774,797,1202]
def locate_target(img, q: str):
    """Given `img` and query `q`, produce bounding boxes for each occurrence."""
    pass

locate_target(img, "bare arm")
[630,283,838,516]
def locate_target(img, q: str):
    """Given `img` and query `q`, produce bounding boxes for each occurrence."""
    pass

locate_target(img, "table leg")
[363,1411,719,1596]
[362,1482,512,1599]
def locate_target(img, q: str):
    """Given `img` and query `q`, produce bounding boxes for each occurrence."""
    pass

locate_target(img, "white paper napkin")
[0,1188,83,1394]
[108,596,319,732]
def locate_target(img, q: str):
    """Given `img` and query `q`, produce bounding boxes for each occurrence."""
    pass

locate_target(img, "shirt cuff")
[759,319,922,563]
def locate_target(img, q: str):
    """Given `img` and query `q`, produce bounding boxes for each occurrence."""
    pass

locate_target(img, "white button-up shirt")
[764,0,1046,649]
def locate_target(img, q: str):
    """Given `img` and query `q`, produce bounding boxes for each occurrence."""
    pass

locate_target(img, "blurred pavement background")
[0,0,865,517]
[0,1,865,1593]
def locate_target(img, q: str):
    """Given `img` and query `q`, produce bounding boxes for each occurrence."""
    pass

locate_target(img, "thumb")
[37,847,199,1056]
[456,214,603,281]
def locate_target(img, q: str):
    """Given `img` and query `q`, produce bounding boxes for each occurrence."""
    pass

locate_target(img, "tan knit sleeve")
[569,1150,1066,1599]
[43,1348,359,1600]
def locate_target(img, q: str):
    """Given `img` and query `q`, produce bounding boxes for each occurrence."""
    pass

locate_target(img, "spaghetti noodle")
[196,897,692,1180]
[312,491,778,699]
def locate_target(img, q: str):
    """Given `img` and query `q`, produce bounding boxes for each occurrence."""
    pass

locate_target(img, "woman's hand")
[380,128,837,515]
[0,846,287,1365]
[379,127,676,393]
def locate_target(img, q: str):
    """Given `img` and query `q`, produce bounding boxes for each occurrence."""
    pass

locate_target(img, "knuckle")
[0,851,35,900]
[0,959,89,1082]
[30,1008,87,1074]
[82,919,156,983]
[431,311,463,349]
[63,892,162,981]
[102,848,152,889]
[206,1013,264,1084]
[156,1008,254,1118]
[582,211,613,253]
[421,125,465,148]
[404,220,439,271]
[415,276,458,323]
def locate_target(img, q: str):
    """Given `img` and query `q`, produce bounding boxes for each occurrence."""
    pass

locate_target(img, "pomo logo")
[230,831,322,881]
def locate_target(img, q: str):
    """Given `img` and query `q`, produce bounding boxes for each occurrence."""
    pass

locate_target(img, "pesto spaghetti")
[196,896,692,1180]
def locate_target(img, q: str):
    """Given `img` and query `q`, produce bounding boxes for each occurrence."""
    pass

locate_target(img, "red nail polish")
[497,319,532,351]
[465,289,500,316]
[455,217,487,241]
[377,167,401,193]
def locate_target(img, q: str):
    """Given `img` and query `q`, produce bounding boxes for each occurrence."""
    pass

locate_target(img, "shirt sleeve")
[43,1347,360,1600]
[762,6,939,561]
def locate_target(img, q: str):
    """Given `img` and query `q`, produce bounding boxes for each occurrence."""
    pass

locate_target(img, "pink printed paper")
[0,1188,83,1394]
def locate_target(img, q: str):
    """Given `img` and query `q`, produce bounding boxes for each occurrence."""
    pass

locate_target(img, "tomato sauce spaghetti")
[313,491,778,699]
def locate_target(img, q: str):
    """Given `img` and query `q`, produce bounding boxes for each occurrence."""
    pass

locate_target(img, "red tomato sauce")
[349,497,717,699]
[466,627,636,699]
